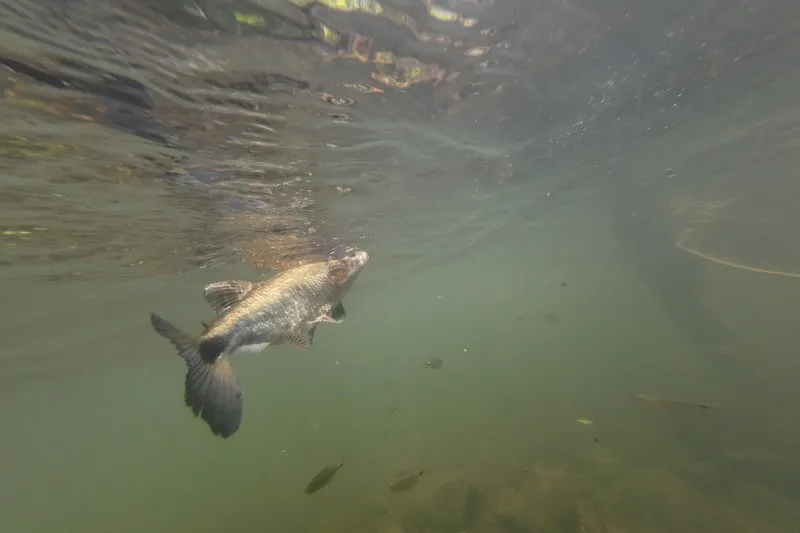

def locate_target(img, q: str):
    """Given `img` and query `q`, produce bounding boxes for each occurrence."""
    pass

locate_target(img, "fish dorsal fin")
[283,331,310,350]
[204,280,254,314]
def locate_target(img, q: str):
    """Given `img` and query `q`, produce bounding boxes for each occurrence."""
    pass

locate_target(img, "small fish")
[389,470,425,492]
[149,247,369,438]
[426,356,443,369]
[465,46,491,57]
[305,463,344,493]
[636,394,717,412]
[428,5,459,21]
[338,83,384,94]
[576,418,593,425]
[543,312,561,323]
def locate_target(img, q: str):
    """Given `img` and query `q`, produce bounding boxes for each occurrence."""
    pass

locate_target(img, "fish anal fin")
[204,280,254,314]
[283,331,310,350]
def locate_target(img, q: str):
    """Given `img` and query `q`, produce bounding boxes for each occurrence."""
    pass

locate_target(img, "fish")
[636,394,717,413]
[388,470,425,492]
[426,356,443,369]
[465,46,491,57]
[305,463,344,493]
[149,246,370,438]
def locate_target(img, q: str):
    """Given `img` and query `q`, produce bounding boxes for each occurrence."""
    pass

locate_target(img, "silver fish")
[389,470,425,492]
[150,247,370,438]
[305,462,344,493]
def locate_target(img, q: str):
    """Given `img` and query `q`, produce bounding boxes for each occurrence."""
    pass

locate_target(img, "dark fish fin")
[283,331,310,350]
[150,313,244,438]
[201,321,210,331]
[198,335,229,363]
[307,302,346,347]
[203,280,254,314]
[150,312,195,355]
[330,302,346,322]
[308,323,318,347]
[327,265,350,285]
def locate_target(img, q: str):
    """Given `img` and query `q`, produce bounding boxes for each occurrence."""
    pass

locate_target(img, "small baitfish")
[426,356,443,369]
[389,470,425,492]
[305,463,345,493]
[636,394,717,412]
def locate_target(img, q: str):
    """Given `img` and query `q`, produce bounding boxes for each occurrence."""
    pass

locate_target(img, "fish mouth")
[348,248,369,266]
[332,245,369,266]
[327,245,369,280]
[340,246,369,278]
[349,248,369,270]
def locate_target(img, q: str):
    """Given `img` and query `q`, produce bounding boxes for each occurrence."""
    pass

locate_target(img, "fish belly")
[231,342,271,356]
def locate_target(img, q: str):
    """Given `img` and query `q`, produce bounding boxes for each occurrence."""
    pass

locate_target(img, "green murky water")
[2,0,800,532]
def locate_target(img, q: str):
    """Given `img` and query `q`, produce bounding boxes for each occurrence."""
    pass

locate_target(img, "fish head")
[327,246,369,286]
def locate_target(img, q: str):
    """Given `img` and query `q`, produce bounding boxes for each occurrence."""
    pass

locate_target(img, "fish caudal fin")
[149,313,244,438]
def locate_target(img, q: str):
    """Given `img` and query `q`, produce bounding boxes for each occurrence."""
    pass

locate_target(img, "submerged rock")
[402,480,490,533]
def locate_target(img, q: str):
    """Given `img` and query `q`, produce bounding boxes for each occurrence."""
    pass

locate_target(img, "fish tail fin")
[149,313,243,438]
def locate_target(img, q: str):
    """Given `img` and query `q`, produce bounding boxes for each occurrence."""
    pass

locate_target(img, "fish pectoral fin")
[310,315,341,325]
[307,302,346,346]
[329,301,346,322]
[204,280,254,314]
[283,331,310,350]
[310,302,346,325]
